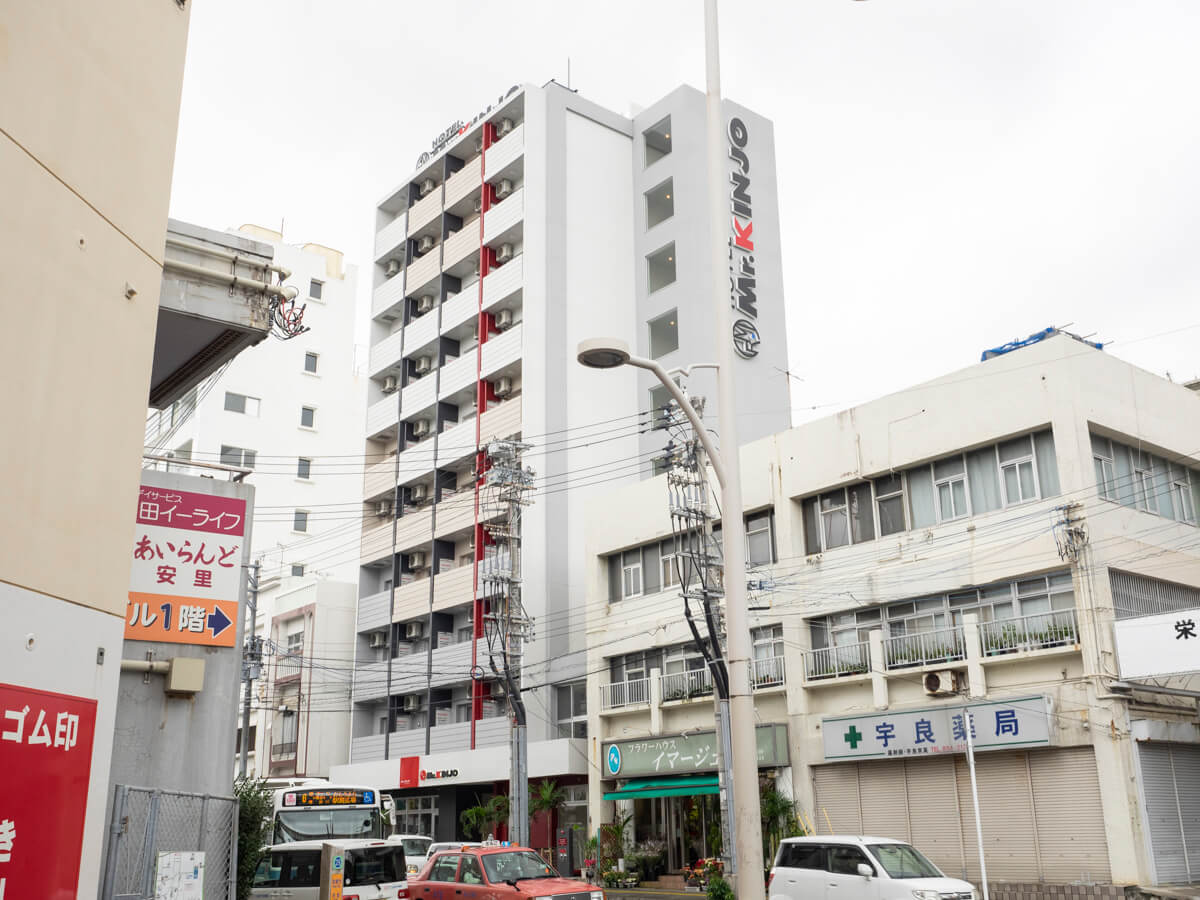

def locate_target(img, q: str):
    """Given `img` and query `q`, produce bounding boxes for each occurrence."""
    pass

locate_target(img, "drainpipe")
[162,258,299,302]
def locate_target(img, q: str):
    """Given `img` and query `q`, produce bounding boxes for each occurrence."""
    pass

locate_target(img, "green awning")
[603,775,720,801]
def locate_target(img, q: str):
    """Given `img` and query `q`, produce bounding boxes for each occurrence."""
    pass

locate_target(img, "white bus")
[271,784,389,843]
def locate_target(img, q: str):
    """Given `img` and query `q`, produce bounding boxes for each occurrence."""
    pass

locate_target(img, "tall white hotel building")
[333,80,791,844]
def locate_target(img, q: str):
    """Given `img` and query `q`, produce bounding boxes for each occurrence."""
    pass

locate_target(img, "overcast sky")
[169,1,1200,421]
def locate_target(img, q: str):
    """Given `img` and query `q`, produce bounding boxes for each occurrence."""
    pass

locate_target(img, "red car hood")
[510,878,593,894]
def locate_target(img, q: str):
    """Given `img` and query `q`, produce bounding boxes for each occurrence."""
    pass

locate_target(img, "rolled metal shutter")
[1139,743,1188,883]
[1172,745,1200,883]
[812,764,862,834]
[905,756,967,880]
[955,752,1040,882]
[857,760,909,841]
[1028,746,1111,882]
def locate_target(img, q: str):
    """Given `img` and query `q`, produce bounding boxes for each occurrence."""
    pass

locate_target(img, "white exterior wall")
[585,334,1200,887]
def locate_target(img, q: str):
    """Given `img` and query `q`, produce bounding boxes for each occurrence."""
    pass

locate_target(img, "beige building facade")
[586,333,1200,892]
[0,1,192,895]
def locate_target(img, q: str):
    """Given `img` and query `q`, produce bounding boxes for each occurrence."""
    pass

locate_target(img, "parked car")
[387,834,434,877]
[411,844,603,900]
[414,842,482,873]
[769,836,977,900]
[251,839,409,900]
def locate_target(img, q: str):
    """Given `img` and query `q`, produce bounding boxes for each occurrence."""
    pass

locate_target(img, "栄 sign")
[126,483,246,647]
[0,683,97,900]
[1115,607,1200,680]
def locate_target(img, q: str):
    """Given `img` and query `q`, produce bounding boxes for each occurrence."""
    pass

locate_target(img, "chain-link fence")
[100,784,238,900]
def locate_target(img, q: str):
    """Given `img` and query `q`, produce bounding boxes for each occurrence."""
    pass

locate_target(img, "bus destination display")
[284,789,375,807]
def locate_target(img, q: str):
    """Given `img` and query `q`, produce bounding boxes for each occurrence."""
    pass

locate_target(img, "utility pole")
[662,392,737,873]
[239,560,262,778]
[481,439,535,847]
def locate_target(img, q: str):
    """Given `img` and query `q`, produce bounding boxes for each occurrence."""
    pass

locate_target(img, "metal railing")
[980,609,1079,655]
[275,653,302,681]
[600,678,649,710]
[883,626,966,670]
[751,655,786,688]
[660,668,713,702]
[271,740,297,760]
[804,642,870,681]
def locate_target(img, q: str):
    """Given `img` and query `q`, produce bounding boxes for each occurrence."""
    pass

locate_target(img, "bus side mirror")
[857,864,873,880]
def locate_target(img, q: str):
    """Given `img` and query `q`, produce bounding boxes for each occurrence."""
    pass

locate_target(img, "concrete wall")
[0,3,191,896]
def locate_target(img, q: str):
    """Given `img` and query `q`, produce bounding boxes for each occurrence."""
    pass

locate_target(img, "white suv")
[769,836,977,900]
[251,840,409,900]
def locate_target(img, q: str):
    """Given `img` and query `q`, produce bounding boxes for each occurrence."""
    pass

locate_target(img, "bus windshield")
[273,808,385,842]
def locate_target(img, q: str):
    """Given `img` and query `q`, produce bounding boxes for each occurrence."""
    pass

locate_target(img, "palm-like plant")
[529,779,568,843]
[460,794,511,840]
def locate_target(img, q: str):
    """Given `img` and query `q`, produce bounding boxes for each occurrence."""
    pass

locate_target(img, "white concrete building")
[332,80,791,857]
[146,225,365,778]
[586,332,1200,895]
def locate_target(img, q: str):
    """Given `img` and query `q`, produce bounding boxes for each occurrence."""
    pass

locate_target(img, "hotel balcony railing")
[372,271,406,320]
[660,668,713,703]
[804,642,870,682]
[482,255,522,311]
[600,678,649,711]
[884,625,966,670]
[275,654,302,681]
[980,609,1079,656]
[374,214,407,261]
[271,741,297,760]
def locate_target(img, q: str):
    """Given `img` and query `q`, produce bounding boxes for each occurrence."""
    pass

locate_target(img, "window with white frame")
[220,445,256,469]
[304,352,319,374]
[746,512,775,566]
[752,624,784,660]
[1092,434,1117,500]
[394,795,437,837]
[1171,463,1197,523]
[290,564,305,578]
[663,643,706,675]
[287,630,304,654]
[300,406,316,428]
[998,435,1038,505]
[555,681,587,739]
[609,650,660,684]
[1131,449,1158,513]
[297,457,312,479]
[293,510,309,532]
[874,474,906,536]
[309,279,323,300]
[933,456,969,522]
[224,391,260,416]
[455,702,471,723]
[622,550,642,598]
[1091,433,1200,525]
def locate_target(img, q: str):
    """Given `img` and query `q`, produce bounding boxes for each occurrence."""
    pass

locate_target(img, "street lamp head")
[576,337,632,369]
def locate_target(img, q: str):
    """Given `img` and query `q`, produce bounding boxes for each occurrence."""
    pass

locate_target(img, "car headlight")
[912,891,941,900]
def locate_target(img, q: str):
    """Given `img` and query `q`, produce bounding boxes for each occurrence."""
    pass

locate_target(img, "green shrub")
[234,777,274,900]
[706,875,735,900]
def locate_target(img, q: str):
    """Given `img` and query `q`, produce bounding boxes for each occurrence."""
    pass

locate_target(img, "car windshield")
[347,846,406,886]
[400,838,432,858]
[273,809,383,842]
[867,844,944,879]
[481,851,559,883]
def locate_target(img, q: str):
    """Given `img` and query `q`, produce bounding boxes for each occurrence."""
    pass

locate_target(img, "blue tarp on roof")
[980,327,1103,362]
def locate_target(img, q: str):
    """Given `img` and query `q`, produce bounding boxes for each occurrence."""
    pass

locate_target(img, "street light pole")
[702,0,767,893]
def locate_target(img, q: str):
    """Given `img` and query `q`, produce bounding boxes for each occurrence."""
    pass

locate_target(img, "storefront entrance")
[605,775,723,872]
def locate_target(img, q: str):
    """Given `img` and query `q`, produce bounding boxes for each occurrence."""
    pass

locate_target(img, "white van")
[769,836,977,900]
[386,835,433,877]
[251,840,409,900]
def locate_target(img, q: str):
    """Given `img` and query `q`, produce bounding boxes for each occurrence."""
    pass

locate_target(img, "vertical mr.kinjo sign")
[727,116,761,360]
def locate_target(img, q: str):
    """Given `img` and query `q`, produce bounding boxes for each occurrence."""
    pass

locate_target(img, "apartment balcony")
[660,669,712,704]
[404,310,439,356]
[350,729,426,763]
[360,506,432,565]
[751,655,787,689]
[479,398,521,445]
[429,638,485,690]
[442,224,480,272]
[600,678,650,712]
[352,659,390,703]
[369,329,405,378]
[366,394,399,440]
[480,323,522,379]
[391,576,430,625]
[275,654,302,683]
[484,123,525,179]
[441,288,477,336]
[434,489,476,539]
[980,609,1079,657]
[438,352,478,401]
[483,188,524,246]
[401,374,437,420]
[437,416,478,466]
[372,272,406,321]
[375,214,408,261]
[482,255,522,311]
[407,189,443,236]
[432,564,473,613]
[357,589,391,634]
[884,625,966,670]
[445,157,483,207]
[363,455,397,503]
[427,714,509,753]
[271,741,298,762]
[406,251,441,296]
[803,643,870,682]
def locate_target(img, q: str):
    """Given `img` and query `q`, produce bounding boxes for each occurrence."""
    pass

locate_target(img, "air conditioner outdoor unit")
[416,294,435,314]
[474,196,483,214]
[382,375,398,394]
[923,670,958,696]
[385,258,401,278]
[495,243,514,263]
[494,376,513,398]
[406,620,425,638]
[412,419,431,437]
[418,178,436,197]
[497,118,514,137]
[403,694,419,711]
[495,179,514,200]
[375,500,393,518]
[494,308,514,330]
[417,235,435,254]
[408,552,428,572]
[415,356,432,374]
[409,483,428,504]
[369,632,388,649]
